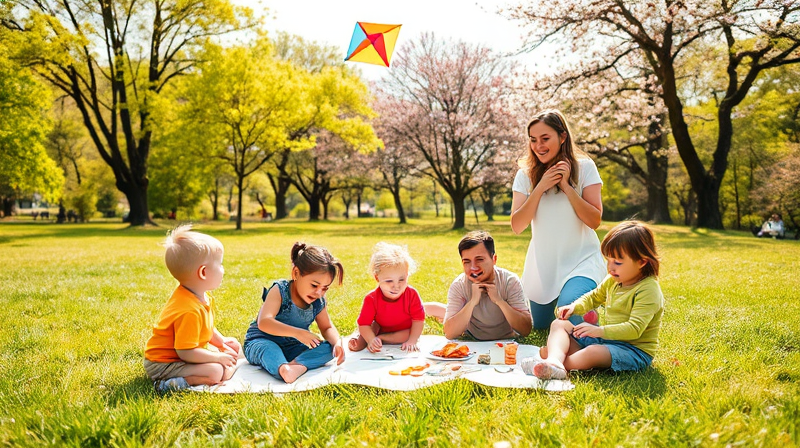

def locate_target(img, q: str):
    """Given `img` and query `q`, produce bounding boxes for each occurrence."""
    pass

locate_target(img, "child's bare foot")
[278,363,308,383]
[348,335,367,352]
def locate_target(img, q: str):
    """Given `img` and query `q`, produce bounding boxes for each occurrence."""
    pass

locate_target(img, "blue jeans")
[244,338,334,381]
[530,276,597,330]
[573,336,653,372]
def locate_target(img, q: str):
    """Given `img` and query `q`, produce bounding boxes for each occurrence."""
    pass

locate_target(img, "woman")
[511,110,605,330]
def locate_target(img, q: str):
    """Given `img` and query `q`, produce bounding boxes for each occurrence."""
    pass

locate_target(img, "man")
[441,231,532,340]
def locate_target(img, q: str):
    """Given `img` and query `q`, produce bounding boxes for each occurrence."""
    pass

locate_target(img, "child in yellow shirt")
[523,220,664,379]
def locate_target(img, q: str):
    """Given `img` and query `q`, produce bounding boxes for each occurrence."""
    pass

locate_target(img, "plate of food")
[425,342,475,361]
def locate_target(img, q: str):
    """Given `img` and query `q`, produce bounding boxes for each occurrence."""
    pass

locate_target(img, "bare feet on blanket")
[348,335,367,352]
[279,363,308,384]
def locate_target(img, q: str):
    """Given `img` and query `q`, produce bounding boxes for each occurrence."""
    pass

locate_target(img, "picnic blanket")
[200,335,573,393]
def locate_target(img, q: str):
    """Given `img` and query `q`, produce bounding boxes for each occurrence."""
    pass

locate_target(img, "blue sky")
[247,0,538,79]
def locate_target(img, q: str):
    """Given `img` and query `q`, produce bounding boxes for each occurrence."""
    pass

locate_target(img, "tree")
[510,0,800,228]
[376,34,519,229]
[752,145,800,233]
[180,41,312,230]
[4,0,254,225]
[0,31,63,216]
[267,37,379,220]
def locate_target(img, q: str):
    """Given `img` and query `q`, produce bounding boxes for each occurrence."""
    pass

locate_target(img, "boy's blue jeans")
[244,338,334,380]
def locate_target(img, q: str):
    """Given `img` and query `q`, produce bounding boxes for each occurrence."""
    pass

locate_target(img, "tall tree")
[180,40,312,230]
[511,0,800,228]
[0,30,63,216]
[267,37,379,220]
[4,0,254,225]
[377,33,519,229]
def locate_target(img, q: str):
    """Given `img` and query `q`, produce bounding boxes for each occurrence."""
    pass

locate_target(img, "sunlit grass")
[1,217,798,446]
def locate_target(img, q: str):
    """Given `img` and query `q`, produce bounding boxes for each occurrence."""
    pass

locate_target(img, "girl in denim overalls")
[244,243,346,383]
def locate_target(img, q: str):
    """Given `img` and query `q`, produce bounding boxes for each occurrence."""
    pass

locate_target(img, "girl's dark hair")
[600,220,660,278]
[291,242,344,285]
[519,109,584,191]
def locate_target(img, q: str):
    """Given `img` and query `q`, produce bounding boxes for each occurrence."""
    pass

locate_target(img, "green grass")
[0,217,798,447]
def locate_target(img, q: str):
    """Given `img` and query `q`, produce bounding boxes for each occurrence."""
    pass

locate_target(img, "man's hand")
[470,281,484,305]
[478,283,501,304]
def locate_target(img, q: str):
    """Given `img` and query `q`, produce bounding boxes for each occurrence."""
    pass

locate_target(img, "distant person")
[754,213,785,239]
[522,221,664,380]
[144,225,242,392]
[349,242,429,353]
[427,230,532,340]
[244,243,346,384]
[510,109,606,330]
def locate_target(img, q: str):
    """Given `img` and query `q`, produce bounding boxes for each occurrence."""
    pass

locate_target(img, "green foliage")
[0,219,798,446]
[0,29,64,204]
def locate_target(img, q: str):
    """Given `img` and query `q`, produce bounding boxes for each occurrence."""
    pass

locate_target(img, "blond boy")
[143,225,241,392]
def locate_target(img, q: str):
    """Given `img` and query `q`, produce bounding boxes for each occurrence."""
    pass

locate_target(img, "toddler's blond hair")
[164,224,224,282]
[368,242,417,277]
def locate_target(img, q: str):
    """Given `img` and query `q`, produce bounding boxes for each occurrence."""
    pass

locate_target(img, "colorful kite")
[345,22,402,67]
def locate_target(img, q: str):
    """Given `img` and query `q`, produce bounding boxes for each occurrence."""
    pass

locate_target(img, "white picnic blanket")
[201,335,573,393]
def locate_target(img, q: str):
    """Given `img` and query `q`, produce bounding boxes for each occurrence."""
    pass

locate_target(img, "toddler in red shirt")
[348,242,426,352]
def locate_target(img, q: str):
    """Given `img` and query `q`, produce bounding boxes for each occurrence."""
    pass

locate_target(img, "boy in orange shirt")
[144,224,242,392]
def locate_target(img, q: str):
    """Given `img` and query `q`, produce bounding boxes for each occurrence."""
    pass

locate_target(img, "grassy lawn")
[0,217,798,447]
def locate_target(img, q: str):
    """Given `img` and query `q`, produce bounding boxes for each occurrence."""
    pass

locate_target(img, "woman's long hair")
[519,109,584,191]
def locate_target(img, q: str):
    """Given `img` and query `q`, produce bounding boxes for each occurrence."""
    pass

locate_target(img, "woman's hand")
[536,161,569,192]
[295,330,323,349]
[554,160,572,190]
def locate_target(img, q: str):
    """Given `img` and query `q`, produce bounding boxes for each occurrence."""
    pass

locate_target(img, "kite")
[345,22,402,67]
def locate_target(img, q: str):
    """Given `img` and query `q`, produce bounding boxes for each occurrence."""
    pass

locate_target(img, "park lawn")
[0,218,798,447]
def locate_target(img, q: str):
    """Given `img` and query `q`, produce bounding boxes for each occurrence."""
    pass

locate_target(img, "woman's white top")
[512,157,606,305]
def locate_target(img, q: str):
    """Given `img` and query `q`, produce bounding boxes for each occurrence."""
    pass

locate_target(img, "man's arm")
[443,281,482,339]
[482,282,532,337]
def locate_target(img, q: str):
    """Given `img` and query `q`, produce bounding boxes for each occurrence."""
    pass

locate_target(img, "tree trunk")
[392,186,407,224]
[432,180,439,218]
[235,177,244,230]
[322,197,330,220]
[2,197,14,217]
[342,195,352,219]
[308,196,321,221]
[451,194,466,229]
[357,192,363,217]
[644,132,672,224]
[732,156,741,229]
[483,195,495,222]
[121,183,154,226]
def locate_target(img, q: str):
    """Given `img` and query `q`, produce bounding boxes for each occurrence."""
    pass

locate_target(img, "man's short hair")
[458,230,495,257]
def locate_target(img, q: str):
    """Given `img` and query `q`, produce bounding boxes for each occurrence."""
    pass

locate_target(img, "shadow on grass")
[571,366,667,398]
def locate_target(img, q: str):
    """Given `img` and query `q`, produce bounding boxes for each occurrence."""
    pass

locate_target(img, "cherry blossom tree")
[509,0,800,228]
[376,33,520,229]
[545,64,674,223]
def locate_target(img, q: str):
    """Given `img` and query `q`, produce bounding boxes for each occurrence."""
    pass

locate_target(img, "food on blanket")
[504,342,518,365]
[583,309,599,325]
[431,343,470,358]
[489,343,505,364]
[478,354,491,365]
[389,364,430,376]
